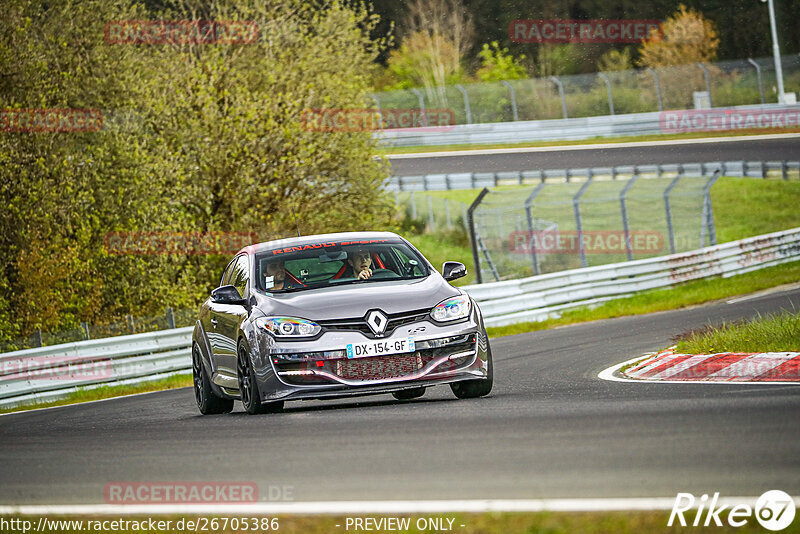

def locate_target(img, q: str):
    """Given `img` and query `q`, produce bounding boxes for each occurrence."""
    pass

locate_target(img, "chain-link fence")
[394,191,469,232]
[468,171,718,283]
[374,55,800,124]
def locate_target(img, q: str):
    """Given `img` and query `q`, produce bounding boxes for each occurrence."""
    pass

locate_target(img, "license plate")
[346,337,415,359]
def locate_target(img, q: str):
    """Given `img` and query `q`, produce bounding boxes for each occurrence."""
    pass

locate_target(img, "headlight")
[430,295,471,322]
[256,317,321,338]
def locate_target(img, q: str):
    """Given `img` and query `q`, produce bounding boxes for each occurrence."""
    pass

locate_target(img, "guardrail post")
[664,174,682,254]
[501,81,519,121]
[761,161,766,178]
[81,321,90,340]
[573,179,593,268]
[697,63,713,107]
[747,58,766,104]
[166,307,175,329]
[525,182,547,275]
[646,68,663,112]
[782,161,788,180]
[699,170,720,247]
[468,188,490,284]
[597,72,614,115]
[427,196,435,228]
[619,175,639,261]
[549,76,568,119]
[455,84,472,124]
[410,88,427,127]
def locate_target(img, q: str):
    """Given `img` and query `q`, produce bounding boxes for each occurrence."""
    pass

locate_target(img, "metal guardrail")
[377,103,800,148]
[387,160,800,191]
[1,227,798,409]
[0,327,192,409]
[462,227,800,327]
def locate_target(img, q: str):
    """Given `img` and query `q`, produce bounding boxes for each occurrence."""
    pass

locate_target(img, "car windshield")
[255,238,429,293]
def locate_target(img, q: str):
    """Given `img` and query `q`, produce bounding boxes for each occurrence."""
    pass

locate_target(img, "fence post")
[462,203,469,231]
[455,84,472,124]
[619,175,639,261]
[699,170,720,247]
[597,72,615,115]
[410,191,417,219]
[549,76,568,119]
[33,328,43,348]
[410,88,427,127]
[647,68,663,112]
[468,188,490,284]
[81,321,90,340]
[525,182,547,275]
[664,174,682,254]
[747,58,766,104]
[427,196,435,229]
[166,307,176,329]
[501,81,519,121]
[573,179,593,268]
[126,314,135,334]
[445,198,452,228]
[697,63,713,107]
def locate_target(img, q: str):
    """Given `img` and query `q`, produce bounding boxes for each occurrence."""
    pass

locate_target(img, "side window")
[220,258,238,287]
[230,255,250,298]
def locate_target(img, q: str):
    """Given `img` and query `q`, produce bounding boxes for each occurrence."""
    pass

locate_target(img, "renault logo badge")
[366,310,388,336]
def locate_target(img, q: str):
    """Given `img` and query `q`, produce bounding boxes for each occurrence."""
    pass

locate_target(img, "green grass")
[378,127,800,155]
[676,310,800,354]
[486,261,800,338]
[3,511,797,534]
[0,373,192,415]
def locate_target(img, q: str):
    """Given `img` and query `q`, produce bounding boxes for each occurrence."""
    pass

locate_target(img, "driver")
[264,259,300,291]
[344,248,373,280]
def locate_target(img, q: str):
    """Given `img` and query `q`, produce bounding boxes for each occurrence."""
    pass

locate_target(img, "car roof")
[238,231,405,256]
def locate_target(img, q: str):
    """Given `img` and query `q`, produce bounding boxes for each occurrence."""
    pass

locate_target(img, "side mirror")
[442,261,467,281]
[211,285,246,305]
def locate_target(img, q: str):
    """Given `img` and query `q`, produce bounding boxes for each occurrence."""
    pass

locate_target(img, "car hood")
[253,275,461,320]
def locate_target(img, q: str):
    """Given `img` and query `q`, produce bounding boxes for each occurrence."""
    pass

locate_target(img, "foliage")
[639,4,720,68]
[0,0,395,342]
[597,48,633,72]
[676,311,800,354]
[475,41,527,82]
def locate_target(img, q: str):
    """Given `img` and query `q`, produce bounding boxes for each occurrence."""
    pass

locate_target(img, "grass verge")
[675,310,800,354]
[486,260,800,338]
[378,128,800,155]
[2,511,797,534]
[0,373,192,415]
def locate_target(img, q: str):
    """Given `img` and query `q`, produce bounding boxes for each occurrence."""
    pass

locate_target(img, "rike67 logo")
[669,490,796,531]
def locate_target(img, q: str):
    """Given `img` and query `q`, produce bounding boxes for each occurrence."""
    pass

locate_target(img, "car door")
[202,258,236,374]
[209,254,249,381]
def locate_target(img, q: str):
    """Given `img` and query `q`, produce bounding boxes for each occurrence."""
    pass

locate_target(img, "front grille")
[318,309,430,338]
[333,352,427,381]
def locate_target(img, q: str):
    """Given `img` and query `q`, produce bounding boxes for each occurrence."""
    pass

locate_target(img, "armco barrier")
[376,103,800,148]
[462,227,800,326]
[1,228,798,409]
[0,327,192,409]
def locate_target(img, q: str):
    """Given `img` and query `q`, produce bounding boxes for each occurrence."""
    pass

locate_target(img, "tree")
[476,41,528,82]
[638,4,720,68]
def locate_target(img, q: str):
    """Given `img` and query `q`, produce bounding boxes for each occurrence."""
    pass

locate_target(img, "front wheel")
[237,345,283,415]
[193,345,233,415]
[450,345,493,399]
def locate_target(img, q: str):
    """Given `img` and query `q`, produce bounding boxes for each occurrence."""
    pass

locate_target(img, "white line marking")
[384,132,800,159]
[3,497,799,515]
[598,357,800,385]
[726,282,800,304]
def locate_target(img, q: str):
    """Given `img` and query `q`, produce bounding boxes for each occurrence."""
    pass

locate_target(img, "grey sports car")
[192,231,493,415]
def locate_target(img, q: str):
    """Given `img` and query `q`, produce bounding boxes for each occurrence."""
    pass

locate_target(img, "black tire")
[450,345,493,399]
[193,345,234,415]
[392,387,426,401]
[237,344,283,415]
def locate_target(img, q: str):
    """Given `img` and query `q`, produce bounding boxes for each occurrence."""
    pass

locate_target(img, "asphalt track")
[1,286,799,505]
[387,135,800,175]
